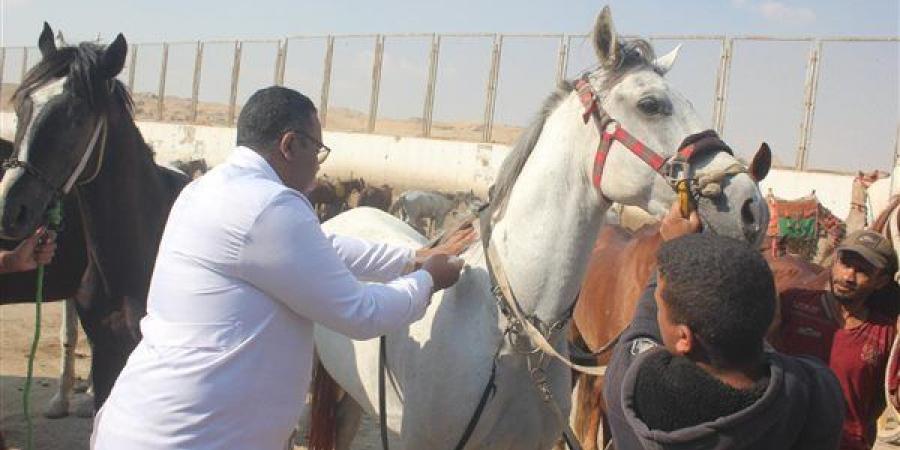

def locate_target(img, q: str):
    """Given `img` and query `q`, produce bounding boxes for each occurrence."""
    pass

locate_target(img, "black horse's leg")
[71,265,141,410]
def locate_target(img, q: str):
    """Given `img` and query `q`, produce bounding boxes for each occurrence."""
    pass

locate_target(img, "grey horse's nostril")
[741,198,755,225]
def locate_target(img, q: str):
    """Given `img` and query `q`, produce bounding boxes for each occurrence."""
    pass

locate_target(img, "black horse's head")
[0,23,130,240]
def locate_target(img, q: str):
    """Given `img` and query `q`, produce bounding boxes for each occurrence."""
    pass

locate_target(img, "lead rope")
[23,199,63,450]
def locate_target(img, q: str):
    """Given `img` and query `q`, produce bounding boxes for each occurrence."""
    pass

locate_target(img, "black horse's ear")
[101,33,128,79]
[750,142,772,183]
[38,22,56,58]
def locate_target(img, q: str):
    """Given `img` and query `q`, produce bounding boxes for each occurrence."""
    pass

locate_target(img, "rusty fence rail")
[0,33,897,171]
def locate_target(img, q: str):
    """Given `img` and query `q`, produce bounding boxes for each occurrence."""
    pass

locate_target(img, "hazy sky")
[1,0,897,172]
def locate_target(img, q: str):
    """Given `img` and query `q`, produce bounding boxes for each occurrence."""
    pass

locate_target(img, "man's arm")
[240,194,436,340]
[326,234,415,282]
[327,225,475,282]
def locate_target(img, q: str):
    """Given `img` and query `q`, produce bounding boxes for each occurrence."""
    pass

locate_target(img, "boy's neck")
[695,358,767,390]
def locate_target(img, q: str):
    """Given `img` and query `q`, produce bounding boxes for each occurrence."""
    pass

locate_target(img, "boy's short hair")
[657,233,776,367]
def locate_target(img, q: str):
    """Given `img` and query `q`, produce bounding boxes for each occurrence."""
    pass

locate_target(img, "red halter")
[574,78,708,190]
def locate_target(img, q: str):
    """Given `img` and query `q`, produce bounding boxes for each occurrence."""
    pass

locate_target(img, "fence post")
[319,36,335,128]
[367,35,385,133]
[483,34,503,143]
[20,47,28,82]
[795,40,822,171]
[0,48,5,103]
[127,45,138,93]
[157,43,169,121]
[422,34,441,137]
[228,41,243,126]
[712,37,734,135]
[555,35,569,85]
[191,41,204,123]
[276,39,288,86]
[892,123,900,195]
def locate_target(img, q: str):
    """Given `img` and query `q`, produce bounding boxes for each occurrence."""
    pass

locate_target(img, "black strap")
[453,358,499,450]
[379,335,390,450]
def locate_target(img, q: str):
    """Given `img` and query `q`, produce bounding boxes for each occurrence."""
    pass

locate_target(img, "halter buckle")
[662,158,692,188]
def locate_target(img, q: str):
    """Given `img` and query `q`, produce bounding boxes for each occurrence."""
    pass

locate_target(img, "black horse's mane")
[12,42,133,116]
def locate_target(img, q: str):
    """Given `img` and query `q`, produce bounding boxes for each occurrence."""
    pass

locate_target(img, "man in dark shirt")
[774,230,899,450]
[604,203,845,450]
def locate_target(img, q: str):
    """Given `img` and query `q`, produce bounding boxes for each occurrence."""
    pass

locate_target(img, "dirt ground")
[0,303,386,450]
[2,303,899,449]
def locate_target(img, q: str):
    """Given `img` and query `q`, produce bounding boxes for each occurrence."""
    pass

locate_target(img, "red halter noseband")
[574,77,717,191]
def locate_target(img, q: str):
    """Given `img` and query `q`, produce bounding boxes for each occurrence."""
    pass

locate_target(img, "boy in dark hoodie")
[604,203,845,450]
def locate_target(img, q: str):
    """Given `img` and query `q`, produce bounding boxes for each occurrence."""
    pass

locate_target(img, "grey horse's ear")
[593,6,621,68]
[39,22,56,58]
[750,142,772,182]
[654,44,681,74]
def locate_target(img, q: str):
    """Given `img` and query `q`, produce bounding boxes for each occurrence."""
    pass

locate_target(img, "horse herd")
[1,6,900,450]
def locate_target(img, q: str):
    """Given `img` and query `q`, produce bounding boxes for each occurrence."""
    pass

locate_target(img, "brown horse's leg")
[572,373,603,450]
[334,392,362,450]
[598,377,613,449]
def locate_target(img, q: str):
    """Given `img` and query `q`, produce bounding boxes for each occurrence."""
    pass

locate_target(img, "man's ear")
[874,270,893,290]
[674,325,693,355]
[278,132,296,161]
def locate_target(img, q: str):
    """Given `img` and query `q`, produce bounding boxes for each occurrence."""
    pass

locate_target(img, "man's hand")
[0,227,58,274]
[414,224,477,269]
[422,254,465,291]
[659,201,701,241]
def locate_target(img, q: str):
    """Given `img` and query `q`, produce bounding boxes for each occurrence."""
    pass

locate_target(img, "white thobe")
[91,146,433,450]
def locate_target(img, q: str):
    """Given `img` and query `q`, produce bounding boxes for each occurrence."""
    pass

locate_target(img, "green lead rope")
[23,199,63,450]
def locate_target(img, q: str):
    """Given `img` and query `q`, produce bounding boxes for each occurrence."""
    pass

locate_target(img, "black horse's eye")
[637,97,672,116]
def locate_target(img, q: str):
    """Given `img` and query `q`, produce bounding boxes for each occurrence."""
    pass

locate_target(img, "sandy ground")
[2,302,899,450]
[0,83,525,146]
[0,302,386,450]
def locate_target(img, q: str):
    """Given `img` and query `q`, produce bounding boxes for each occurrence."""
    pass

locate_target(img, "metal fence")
[0,33,897,173]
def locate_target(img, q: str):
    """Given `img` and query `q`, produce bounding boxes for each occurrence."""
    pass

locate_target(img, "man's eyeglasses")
[292,130,331,163]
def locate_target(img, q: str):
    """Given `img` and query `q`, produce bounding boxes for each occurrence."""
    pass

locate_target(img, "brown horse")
[569,222,833,449]
[354,183,393,212]
[569,143,773,449]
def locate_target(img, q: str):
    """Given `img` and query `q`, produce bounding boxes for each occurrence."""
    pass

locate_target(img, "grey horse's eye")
[637,97,672,116]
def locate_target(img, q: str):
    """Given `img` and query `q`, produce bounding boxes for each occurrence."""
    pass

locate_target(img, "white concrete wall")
[1,112,893,218]
[0,112,507,196]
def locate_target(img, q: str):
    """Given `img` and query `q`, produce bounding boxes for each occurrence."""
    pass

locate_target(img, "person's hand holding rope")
[0,227,57,274]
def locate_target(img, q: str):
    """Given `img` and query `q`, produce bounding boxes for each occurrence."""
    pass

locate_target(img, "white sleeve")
[326,234,414,282]
[239,194,433,340]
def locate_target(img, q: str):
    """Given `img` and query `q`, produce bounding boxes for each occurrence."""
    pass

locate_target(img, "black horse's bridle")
[2,88,109,199]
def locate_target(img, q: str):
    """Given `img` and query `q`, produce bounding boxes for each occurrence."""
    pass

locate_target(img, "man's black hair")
[236,86,317,151]
[657,233,776,368]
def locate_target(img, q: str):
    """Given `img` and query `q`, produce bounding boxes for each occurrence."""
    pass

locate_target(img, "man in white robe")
[91,86,469,449]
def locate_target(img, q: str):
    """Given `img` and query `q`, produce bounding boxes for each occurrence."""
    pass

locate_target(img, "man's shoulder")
[171,161,313,233]
[773,351,842,395]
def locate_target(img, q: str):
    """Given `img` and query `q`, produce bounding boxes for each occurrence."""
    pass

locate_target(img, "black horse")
[0,23,189,410]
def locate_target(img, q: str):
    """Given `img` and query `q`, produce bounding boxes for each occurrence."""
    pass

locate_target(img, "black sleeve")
[619,273,663,345]
[603,274,663,450]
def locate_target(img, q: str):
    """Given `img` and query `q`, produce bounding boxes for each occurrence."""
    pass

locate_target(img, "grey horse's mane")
[489,37,657,206]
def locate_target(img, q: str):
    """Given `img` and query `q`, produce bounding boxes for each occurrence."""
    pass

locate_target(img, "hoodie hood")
[619,348,831,450]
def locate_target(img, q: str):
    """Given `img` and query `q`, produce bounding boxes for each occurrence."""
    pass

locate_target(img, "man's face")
[830,250,888,304]
[288,113,322,193]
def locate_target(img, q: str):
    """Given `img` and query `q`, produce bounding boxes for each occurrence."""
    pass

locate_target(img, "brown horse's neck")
[74,108,185,302]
